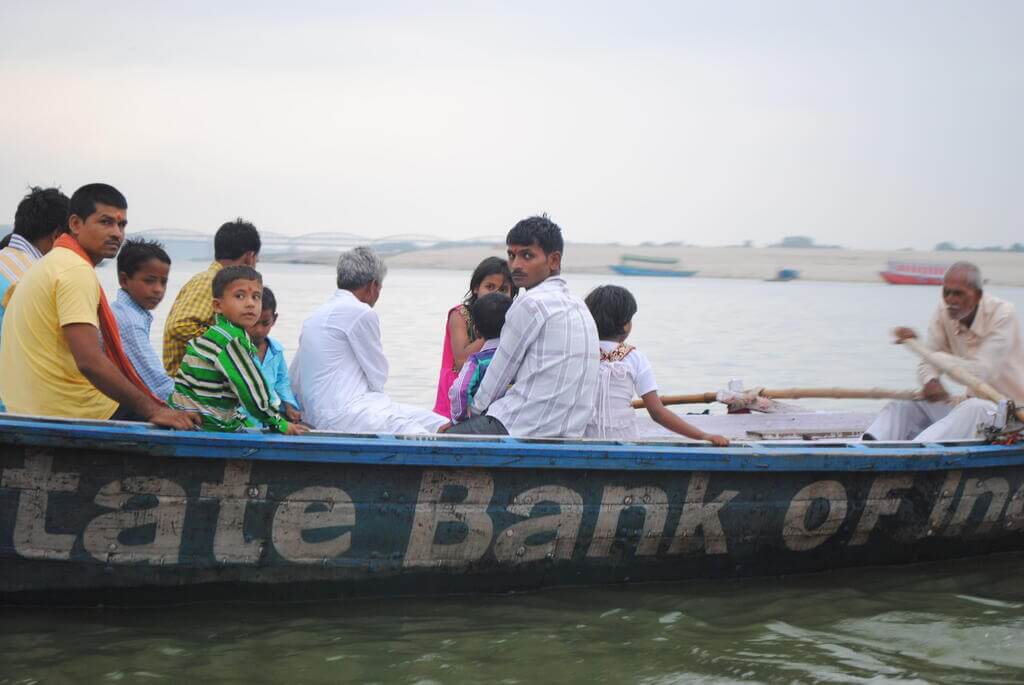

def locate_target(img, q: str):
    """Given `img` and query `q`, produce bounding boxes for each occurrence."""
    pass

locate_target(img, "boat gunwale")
[1,414,1022,472]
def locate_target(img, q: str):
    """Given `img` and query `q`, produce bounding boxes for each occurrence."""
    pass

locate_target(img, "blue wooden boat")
[609,254,697,278]
[1,412,1022,605]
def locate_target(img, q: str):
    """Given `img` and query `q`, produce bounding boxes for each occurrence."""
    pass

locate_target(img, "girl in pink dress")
[433,257,515,417]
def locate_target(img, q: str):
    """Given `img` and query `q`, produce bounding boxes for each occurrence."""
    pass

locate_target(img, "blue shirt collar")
[7,234,43,260]
[116,288,153,322]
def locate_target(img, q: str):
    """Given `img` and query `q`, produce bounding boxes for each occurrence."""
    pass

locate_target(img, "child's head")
[116,238,171,311]
[471,292,513,340]
[248,286,278,347]
[585,285,637,342]
[212,265,263,328]
[465,256,516,305]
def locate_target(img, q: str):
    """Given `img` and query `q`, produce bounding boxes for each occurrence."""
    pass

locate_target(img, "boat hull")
[610,265,698,277]
[2,416,1023,604]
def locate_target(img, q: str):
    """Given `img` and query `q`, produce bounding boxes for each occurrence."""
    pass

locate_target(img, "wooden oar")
[632,387,920,409]
[901,338,1024,423]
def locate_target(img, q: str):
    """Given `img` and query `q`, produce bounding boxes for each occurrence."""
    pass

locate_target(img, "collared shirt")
[918,293,1024,401]
[111,289,176,400]
[291,289,444,433]
[0,234,44,412]
[471,275,599,438]
[169,314,289,433]
[259,337,300,410]
[163,261,223,375]
[448,338,499,423]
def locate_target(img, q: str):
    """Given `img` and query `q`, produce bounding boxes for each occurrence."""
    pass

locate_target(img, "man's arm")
[471,299,543,413]
[349,310,389,392]
[162,283,214,372]
[64,324,198,429]
[915,307,949,388]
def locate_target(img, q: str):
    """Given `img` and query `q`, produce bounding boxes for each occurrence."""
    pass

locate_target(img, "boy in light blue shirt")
[245,286,301,424]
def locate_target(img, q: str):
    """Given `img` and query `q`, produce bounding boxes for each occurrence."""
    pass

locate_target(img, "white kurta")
[471,275,599,438]
[290,289,446,434]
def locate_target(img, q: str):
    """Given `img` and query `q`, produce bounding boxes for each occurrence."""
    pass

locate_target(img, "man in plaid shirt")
[162,219,261,375]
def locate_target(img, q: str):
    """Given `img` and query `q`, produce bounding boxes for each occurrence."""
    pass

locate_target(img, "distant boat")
[880,261,947,286]
[766,268,800,282]
[609,254,697,278]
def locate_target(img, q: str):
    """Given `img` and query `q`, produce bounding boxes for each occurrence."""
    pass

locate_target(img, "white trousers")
[864,398,999,441]
[319,392,448,435]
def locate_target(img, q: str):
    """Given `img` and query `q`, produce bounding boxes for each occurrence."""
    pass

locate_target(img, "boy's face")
[248,308,277,346]
[507,241,560,290]
[118,258,170,311]
[213,278,263,328]
[69,203,127,265]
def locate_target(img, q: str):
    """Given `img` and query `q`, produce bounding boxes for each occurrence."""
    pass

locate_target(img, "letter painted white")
[1004,484,1024,531]
[200,460,266,564]
[850,475,913,546]
[945,477,1010,536]
[404,469,494,568]
[1,453,79,560]
[271,486,355,563]
[667,473,738,556]
[493,485,583,564]
[927,470,962,532]
[587,486,668,558]
[783,480,847,552]
[83,477,187,564]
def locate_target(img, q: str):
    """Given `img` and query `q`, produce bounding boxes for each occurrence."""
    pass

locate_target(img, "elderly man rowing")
[864,261,1024,441]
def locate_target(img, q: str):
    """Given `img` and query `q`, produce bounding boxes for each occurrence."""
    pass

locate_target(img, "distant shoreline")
[263,244,1024,287]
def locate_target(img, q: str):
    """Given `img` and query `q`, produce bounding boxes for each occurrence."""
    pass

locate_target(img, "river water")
[2,262,1024,683]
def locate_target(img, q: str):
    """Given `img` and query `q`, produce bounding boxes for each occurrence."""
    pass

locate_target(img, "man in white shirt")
[864,261,1024,441]
[291,247,446,434]
[447,215,599,437]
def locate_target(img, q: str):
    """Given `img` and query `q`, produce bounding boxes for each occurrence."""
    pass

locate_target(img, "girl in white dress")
[583,285,729,446]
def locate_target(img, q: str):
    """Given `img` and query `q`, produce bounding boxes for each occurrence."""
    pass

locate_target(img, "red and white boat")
[879,261,948,286]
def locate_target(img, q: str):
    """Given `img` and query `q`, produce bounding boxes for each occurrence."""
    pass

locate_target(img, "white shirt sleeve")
[629,349,658,397]
[471,297,544,413]
[349,309,389,392]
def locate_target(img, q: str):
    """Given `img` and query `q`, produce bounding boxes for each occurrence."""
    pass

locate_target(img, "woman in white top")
[583,285,729,446]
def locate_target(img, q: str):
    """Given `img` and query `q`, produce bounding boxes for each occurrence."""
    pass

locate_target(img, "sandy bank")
[268,244,1024,287]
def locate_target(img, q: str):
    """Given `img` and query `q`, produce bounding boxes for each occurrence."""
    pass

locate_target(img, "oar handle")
[632,387,920,409]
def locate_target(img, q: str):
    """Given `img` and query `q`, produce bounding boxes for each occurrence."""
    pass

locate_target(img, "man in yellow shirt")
[0,183,197,429]
[162,219,261,374]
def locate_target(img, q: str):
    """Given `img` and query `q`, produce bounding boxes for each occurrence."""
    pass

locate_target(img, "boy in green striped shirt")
[170,266,306,435]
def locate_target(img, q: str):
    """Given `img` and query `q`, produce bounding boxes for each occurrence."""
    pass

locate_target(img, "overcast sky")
[1,1,1020,248]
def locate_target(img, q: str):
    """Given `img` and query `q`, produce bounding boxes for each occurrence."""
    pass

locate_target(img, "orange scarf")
[54,234,164,406]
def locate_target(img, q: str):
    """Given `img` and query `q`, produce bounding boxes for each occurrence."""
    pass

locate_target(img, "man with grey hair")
[864,261,1024,440]
[290,246,446,433]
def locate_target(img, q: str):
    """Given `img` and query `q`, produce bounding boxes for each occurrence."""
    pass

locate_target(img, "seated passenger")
[169,266,305,435]
[111,238,176,400]
[448,216,599,437]
[244,286,302,424]
[291,247,446,434]
[0,186,70,412]
[0,183,196,429]
[447,292,513,425]
[163,219,261,375]
[583,285,729,446]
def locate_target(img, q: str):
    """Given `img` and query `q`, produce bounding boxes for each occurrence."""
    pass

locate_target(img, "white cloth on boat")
[584,341,657,440]
[917,293,1024,401]
[290,289,446,434]
[471,275,599,438]
[864,398,999,441]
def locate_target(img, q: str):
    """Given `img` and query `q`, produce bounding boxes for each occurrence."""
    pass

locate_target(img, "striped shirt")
[111,289,176,400]
[0,234,44,412]
[448,338,498,422]
[162,261,222,374]
[169,314,289,433]
[471,275,599,437]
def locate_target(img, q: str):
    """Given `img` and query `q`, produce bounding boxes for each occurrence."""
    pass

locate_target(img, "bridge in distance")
[132,228,501,261]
